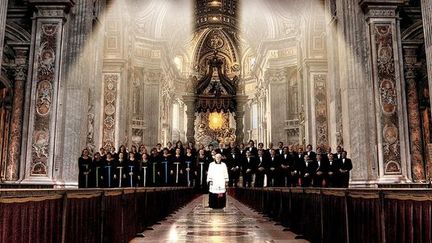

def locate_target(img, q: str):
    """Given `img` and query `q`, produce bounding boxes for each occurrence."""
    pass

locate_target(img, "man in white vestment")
[207,153,229,209]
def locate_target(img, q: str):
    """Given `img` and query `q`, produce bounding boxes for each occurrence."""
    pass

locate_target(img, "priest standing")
[207,153,229,209]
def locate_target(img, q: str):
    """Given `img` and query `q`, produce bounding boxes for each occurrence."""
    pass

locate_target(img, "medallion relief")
[30,22,60,176]
[374,24,402,174]
[102,74,119,151]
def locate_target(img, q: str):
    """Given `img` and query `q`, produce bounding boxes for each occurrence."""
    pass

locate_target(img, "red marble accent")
[6,80,25,180]
[0,88,11,179]
[403,47,426,181]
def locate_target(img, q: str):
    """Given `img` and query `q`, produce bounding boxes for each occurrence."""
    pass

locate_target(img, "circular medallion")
[207,34,224,49]
[104,104,116,116]
[383,123,398,144]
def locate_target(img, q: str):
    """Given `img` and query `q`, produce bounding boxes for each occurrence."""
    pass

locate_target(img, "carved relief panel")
[27,20,64,177]
[102,74,119,152]
[314,74,329,148]
[363,3,410,180]
[374,23,403,175]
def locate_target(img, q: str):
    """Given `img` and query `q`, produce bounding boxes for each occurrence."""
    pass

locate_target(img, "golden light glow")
[209,0,222,7]
[209,112,224,130]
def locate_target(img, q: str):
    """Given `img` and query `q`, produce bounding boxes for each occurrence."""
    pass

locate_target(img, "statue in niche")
[186,76,198,93]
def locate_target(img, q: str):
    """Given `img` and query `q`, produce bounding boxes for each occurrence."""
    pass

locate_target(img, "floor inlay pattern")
[131,194,309,243]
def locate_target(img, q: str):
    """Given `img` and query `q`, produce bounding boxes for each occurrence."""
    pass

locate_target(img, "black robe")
[327,159,341,187]
[124,159,138,187]
[254,156,267,187]
[91,158,103,188]
[114,160,127,188]
[226,152,241,187]
[302,160,318,187]
[102,159,117,188]
[184,154,196,187]
[136,159,150,187]
[160,154,172,186]
[339,158,352,188]
[195,155,209,191]
[78,156,92,188]
[148,156,161,186]
[266,155,281,187]
[241,156,256,187]
[171,155,185,186]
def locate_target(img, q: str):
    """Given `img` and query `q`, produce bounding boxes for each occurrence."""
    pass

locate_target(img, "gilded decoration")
[374,24,401,174]
[195,112,236,146]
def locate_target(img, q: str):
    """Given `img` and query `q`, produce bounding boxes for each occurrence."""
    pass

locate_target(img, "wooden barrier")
[228,187,432,243]
[0,187,194,243]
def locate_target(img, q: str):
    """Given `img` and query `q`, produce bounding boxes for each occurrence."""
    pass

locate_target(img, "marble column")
[361,0,411,182]
[6,45,28,181]
[403,45,426,182]
[101,1,128,151]
[325,0,344,149]
[420,0,432,117]
[183,94,196,143]
[179,101,186,142]
[265,68,288,144]
[22,0,73,184]
[302,60,328,148]
[334,0,378,186]
[235,95,248,144]
[0,0,8,68]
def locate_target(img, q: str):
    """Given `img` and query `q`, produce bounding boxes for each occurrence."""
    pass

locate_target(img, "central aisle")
[131,194,309,243]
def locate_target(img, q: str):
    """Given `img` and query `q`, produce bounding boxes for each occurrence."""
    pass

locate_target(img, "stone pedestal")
[21,0,73,185]
[183,94,196,144]
[361,0,411,183]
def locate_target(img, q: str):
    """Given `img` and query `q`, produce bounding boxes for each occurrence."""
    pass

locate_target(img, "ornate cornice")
[360,0,405,18]
[29,0,75,17]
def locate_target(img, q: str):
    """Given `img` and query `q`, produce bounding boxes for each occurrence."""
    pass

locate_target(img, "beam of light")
[209,112,224,130]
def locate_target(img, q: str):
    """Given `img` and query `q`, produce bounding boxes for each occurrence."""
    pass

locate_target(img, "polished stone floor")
[131,194,309,243]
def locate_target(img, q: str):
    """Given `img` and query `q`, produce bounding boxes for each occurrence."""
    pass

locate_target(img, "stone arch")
[193,28,240,77]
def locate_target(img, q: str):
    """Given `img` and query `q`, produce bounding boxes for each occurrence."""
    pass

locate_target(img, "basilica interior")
[0,0,431,188]
[0,0,432,242]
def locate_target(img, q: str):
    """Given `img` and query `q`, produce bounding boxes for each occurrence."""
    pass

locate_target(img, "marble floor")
[131,194,309,243]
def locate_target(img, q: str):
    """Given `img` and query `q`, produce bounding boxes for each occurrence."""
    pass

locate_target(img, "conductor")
[207,153,229,209]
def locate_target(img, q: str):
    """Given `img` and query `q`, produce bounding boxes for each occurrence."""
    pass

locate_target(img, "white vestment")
[207,162,229,194]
